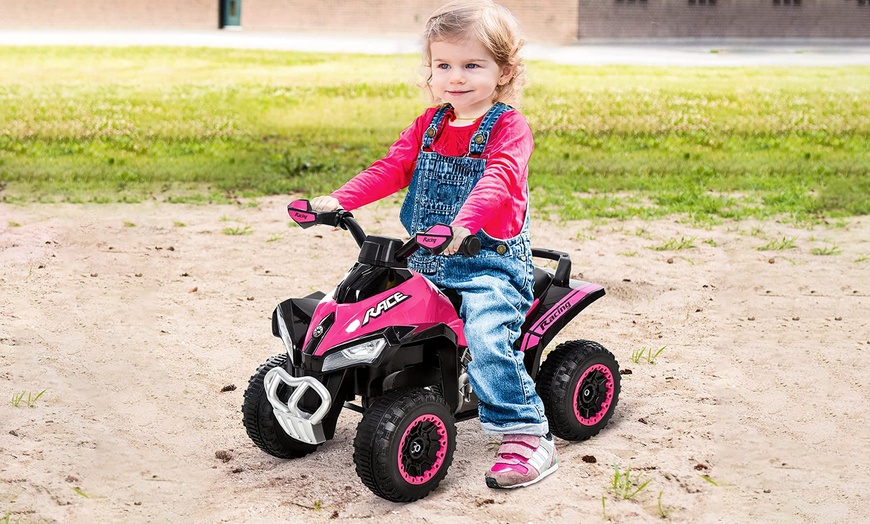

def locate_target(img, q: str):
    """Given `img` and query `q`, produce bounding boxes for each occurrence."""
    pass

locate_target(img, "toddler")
[311,0,556,489]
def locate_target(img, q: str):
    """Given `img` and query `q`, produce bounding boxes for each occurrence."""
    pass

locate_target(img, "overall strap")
[422,104,452,150]
[468,102,513,156]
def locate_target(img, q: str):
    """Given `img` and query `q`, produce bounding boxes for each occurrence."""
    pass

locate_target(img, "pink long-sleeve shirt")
[331,106,533,238]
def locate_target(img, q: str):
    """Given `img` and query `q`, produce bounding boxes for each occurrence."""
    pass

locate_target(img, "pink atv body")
[242,200,621,502]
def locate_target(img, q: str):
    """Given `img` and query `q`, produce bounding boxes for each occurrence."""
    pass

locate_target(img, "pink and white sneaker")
[485,434,559,489]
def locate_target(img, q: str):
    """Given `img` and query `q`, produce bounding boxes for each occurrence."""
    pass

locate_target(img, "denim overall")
[399,103,548,436]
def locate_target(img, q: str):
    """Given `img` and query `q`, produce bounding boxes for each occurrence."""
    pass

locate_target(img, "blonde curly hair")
[421,0,527,107]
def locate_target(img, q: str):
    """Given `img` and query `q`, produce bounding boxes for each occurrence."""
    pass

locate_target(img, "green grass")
[699,474,719,486]
[10,389,46,408]
[811,245,841,256]
[757,236,798,251]
[611,465,652,500]
[223,224,252,236]
[651,236,696,251]
[630,345,666,364]
[1,46,869,220]
[657,491,676,518]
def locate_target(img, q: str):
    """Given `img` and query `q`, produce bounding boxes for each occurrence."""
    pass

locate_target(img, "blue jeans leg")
[454,274,548,436]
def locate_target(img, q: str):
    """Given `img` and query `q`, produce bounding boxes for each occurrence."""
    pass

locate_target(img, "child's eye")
[466,63,479,69]
[437,64,450,70]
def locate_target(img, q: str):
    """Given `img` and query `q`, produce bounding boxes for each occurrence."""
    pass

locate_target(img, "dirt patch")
[1,198,868,523]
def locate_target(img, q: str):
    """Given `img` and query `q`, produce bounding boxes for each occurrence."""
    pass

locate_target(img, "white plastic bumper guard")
[263,367,332,445]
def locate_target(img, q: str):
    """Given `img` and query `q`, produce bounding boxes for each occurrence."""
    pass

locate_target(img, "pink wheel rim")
[573,363,615,426]
[397,414,448,485]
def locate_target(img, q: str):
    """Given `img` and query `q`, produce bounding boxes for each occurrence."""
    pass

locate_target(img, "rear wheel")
[353,388,456,502]
[242,353,319,459]
[537,340,620,441]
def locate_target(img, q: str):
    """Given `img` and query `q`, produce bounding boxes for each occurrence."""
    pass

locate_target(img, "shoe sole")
[485,460,559,490]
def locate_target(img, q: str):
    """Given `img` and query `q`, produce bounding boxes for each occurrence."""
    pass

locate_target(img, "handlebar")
[287,200,366,246]
[288,199,479,264]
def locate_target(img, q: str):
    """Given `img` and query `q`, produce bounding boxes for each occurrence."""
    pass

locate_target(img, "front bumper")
[264,367,332,445]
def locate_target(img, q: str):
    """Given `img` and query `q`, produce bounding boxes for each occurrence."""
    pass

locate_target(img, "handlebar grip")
[459,235,481,257]
[317,210,343,228]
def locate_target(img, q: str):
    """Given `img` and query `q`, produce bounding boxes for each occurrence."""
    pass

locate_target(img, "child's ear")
[498,64,516,86]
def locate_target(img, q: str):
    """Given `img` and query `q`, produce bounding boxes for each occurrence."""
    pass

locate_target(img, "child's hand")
[445,226,471,256]
[309,196,342,231]
[310,196,341,212]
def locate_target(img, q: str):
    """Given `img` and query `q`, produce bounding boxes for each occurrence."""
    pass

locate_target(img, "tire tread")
[537,340,621,441]
[353,388,454,502]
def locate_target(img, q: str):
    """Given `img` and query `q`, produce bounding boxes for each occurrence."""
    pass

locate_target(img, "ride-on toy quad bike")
[242,200,621,502]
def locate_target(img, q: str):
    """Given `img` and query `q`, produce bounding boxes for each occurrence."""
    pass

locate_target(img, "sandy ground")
[1,197,868,523]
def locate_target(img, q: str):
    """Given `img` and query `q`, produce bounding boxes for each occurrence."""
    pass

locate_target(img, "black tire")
[242,353,319,459]
[353,388,456,502]
[537,340,621,442]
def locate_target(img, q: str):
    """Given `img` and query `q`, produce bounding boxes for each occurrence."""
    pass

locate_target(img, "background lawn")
[1,46,868,222]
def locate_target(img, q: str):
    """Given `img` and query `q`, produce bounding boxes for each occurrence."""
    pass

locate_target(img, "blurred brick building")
[3,1,869,43]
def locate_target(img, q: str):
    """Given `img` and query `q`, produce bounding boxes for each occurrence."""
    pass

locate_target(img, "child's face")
[429,38,513,118]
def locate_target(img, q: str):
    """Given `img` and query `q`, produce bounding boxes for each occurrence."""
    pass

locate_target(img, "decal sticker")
[289,209,316,224]
[287,200,316,224]
[362,291,411,326]
[539,299,575,330]
[417,235,447,249]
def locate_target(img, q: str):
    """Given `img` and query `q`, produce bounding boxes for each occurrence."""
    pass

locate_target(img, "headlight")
[322,338,387,372]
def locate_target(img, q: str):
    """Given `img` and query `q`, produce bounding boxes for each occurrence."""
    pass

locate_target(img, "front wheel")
[537,340,621,441]
[242,353,319,459]
[353,388,456,502]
